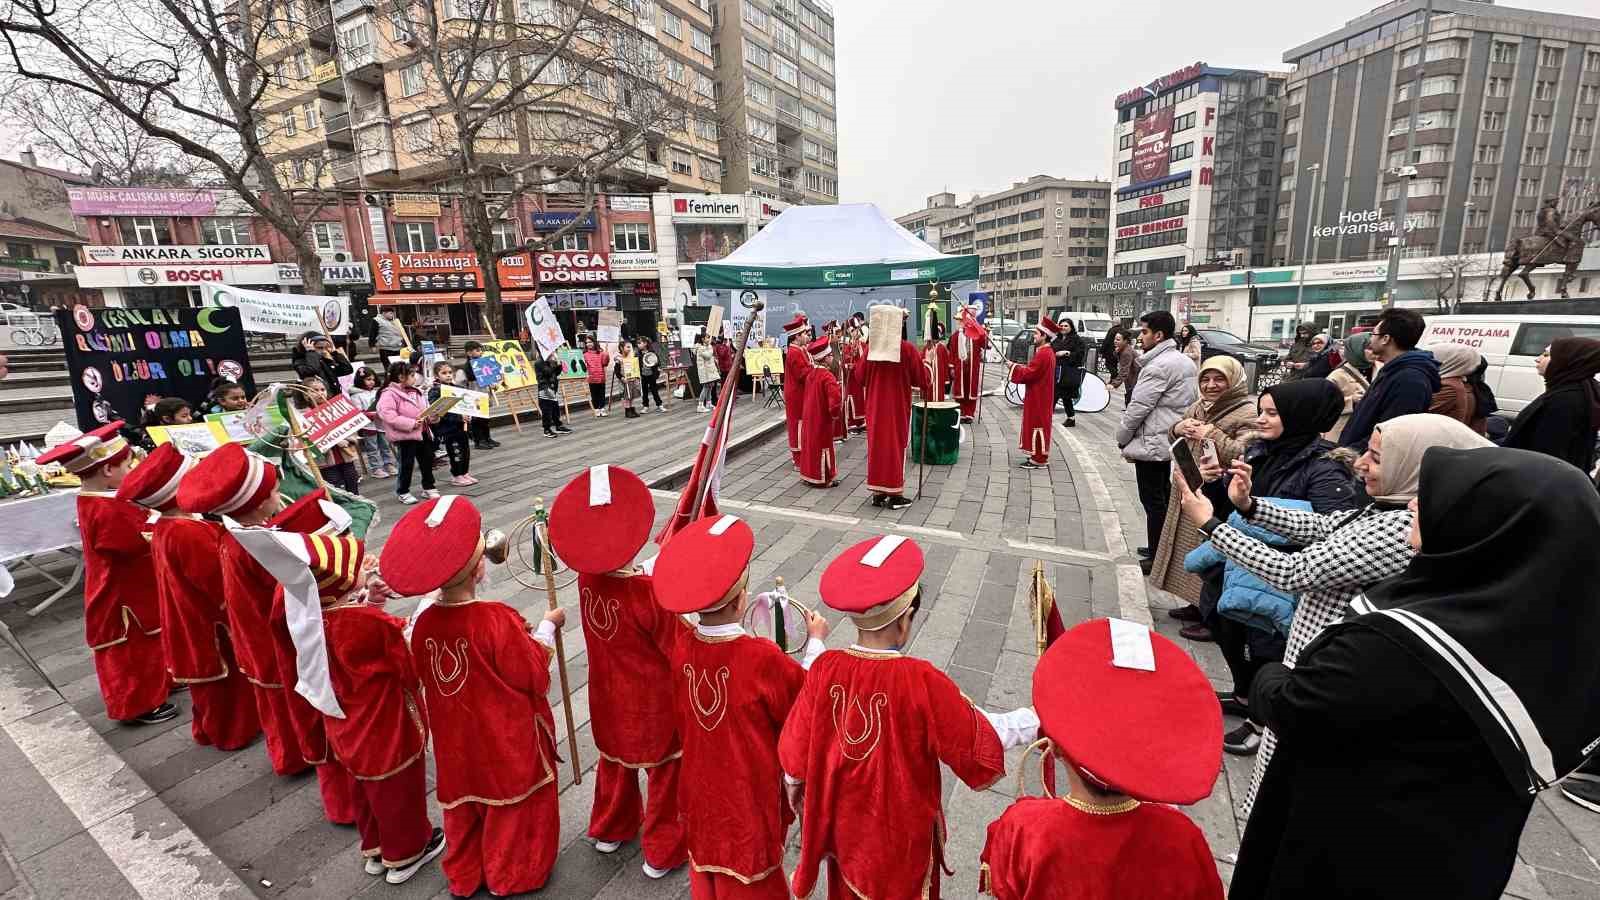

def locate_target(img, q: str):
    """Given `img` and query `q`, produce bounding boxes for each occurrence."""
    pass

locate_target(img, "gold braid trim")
[687,854,783,885]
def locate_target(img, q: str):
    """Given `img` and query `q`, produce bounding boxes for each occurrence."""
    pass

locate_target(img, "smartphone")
[1170,438,1205,492]
[1199,439,1218,468]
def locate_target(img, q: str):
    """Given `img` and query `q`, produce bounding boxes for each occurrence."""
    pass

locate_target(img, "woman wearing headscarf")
[1324,332,1372,441]
[1190,378,1360,754]
[1152,355,1257,617]
[1281,324,1314,380]
[1504,337,1600,472]
[1426,343,1486,434]
[1231,447,1600,900]
[1175,413,1491,817]
[1299,334,1335,380]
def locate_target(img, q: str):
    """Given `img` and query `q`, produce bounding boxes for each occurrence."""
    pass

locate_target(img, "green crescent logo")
[197,307,229,334]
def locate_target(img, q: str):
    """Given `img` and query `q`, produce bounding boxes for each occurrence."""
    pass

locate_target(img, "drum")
[912,400,961,464]
[1075,371,1111,413]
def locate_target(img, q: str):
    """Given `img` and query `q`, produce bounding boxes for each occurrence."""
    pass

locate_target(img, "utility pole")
[1382,0,1436,306]
[1292,162,1322,332]
[1453,199,1474,312]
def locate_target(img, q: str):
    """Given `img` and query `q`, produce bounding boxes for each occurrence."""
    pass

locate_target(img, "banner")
[66,187,216,216]
[523,297,566,357]
[438,385,490,418]
[298,394,371,453]
[147,422,228,455]
[205,283,348,335]
[469,355,503,388]
[1132,108,1174,185]
[57,306,255,432]
[744,347,783,375]
[557,347,587,377]
[372,251,534,292]
[536,250,610,285]
[484,340,535,390]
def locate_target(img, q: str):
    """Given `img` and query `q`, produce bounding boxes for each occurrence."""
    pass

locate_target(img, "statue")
[1495,199,1600,301]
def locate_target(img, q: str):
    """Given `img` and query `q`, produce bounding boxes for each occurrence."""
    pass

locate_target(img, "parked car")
[985,321,1029,363]
[1421,313,1600,416]
[1196,328,1283,375]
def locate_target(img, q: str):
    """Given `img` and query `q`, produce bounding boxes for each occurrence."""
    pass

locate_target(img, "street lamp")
[1292,162,1323,334]
[1454,199,1474,310]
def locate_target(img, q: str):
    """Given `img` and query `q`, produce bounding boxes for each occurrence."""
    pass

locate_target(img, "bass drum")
[1003,371,1111,413]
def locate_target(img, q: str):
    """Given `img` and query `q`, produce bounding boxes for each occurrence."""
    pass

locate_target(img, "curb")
[644,415,788,490]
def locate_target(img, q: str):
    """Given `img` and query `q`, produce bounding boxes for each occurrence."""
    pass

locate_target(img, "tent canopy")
[696,203,979,290]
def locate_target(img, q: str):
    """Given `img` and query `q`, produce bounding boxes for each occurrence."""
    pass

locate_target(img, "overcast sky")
[837,0,1598,216]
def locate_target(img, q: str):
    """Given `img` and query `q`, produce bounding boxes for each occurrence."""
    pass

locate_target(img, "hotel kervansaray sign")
[372,251,534,292]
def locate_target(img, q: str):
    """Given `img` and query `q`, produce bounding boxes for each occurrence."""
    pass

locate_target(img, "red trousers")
[317,759,358,826]
[355,757,434,869]
[250,683,310,776]
[93,629,170,721]
[825,859,941,900]
[957,396,979,419]
[441,784,559,896]
[186,661,260,751]
[588,757,687,870]
[690,866,791,899]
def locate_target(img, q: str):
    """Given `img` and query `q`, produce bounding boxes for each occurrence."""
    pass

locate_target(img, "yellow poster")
[744,347,784,375]
[622,356,640,380]
[484,339,536,390]
[438,384,492,418]
[147,422,230,455]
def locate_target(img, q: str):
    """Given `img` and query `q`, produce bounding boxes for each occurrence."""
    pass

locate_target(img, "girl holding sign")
[429,362,479,487]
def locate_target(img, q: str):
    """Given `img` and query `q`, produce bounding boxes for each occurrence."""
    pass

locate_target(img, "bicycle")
[6,316,58,346]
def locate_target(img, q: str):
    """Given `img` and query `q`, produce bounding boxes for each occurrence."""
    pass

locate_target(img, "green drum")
[911,400,961,465]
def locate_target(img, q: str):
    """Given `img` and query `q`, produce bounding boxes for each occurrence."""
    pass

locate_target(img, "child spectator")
[428,361,477,487]
[348,366,396,478]
[140,397,194,449]
[534,349,572,438]
[460,342,500,450]
[615,340,641,419]
[375,361,440,505]
[207,379,249,415]
[293,374,362,495]
[583,337,610,417]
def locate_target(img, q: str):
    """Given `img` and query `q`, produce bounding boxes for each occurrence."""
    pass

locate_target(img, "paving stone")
[15,832,138,900]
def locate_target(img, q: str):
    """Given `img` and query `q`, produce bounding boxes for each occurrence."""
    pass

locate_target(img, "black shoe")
[1020,459,1047,469]
[884,495,913,510]
[1139,557,1153,575]
[555,425,573,434]
[1561,774,1600,813]
[1168,605,1203,622]
[485,439,501,448]
[1063,418,1076,427]
[1223,721,1262,756]
[1137,546,1153,559]
[1218,692,1250,718]
[870,493,886,507]
[959,416,974,424]
[544,431,558,439]
[473,442,492,450]
[385,827,446,884]
[129,702,179,725]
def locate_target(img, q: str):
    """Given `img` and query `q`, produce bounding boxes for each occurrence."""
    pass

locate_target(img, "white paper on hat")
[862,534,907,568]
[709,514,740,535]
[638,552,659,576]
[225,524,346,718]
[1109,617,1156,672]
[589,464,612,506]
[316,499,354,535]
[425,494,458,527]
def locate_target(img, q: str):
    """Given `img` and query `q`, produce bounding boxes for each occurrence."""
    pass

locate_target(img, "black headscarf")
[1250,378,1344,489]
[1544,337,1600,428]
[1351,447,1600,795]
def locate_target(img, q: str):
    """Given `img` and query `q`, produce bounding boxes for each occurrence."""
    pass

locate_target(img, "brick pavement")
[2,369,1597,899]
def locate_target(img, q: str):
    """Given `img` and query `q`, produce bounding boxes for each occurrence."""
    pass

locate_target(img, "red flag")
[655,361,738,544]
[1044,603,1067,648]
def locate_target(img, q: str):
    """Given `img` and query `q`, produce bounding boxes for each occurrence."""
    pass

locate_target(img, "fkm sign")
[1116,61,1207,108]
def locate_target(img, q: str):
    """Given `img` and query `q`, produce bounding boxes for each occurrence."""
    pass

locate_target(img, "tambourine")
[643,351,659,368]
[742,576,813,655]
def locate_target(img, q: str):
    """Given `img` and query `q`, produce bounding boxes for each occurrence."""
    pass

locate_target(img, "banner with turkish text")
[297,394,371,453]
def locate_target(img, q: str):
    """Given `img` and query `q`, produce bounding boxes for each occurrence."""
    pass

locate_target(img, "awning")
[369,290,540,306]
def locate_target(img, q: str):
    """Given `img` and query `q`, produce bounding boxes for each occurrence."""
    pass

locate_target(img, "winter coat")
[1149,397,1260,603]
[1324,364,1369,442]
[375,383,431,443]
[1184,500,1313,637]
[426,384,464,441]
[583,349,610,385]
[1504,381,1600,472]
[1244,438,1362,515]
[293,349,354,399]
[1338,349,1441,451]
[1115,339,1198,462]
[714,341,734,375]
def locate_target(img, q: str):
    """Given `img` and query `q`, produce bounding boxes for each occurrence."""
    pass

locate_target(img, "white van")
[1420,314,1600,416]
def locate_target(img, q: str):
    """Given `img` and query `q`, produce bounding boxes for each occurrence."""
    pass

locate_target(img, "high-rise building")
[711,0,840,204]
[1109,64,1289,281]
[1275,0,1600,268]
[912,176,1111,323]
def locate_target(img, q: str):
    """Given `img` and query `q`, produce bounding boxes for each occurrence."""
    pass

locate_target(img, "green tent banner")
[696,254,980,290]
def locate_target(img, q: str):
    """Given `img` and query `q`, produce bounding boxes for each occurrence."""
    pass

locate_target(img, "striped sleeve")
[1210,510,1414,595]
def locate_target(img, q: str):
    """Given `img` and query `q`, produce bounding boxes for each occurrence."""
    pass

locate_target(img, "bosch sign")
[1116,61,1206,108]
[165,268,227,283]
[536,251,611,284]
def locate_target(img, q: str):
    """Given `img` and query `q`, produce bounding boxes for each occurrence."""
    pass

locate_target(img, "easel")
[481,313,524,434]
[558,376,588,417]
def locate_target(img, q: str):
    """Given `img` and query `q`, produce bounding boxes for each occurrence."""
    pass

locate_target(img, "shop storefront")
[1064,273,1168,323]
[610,247,661,339]
[74,255,283,308]
[651,193,787,322]
[368,250,536,344]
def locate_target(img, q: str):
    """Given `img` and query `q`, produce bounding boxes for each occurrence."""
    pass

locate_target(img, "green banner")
[696,255,980,290]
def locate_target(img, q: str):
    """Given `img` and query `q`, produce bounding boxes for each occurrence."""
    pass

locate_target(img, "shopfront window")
[675,223,746,263]
[393,221,437,252]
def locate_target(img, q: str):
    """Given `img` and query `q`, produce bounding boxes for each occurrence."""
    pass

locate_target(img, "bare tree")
[387,0,716,330]
[0,86,207,186]
[0,0,341,294]
[1417,251,1496,314]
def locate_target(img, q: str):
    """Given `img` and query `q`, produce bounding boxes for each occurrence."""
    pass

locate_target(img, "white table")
[0,489,84,616]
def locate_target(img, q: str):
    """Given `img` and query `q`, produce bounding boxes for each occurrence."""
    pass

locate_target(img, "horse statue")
[1494,202,1600,300]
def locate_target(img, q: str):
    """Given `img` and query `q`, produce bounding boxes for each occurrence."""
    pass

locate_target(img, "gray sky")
[837,0,1598,216]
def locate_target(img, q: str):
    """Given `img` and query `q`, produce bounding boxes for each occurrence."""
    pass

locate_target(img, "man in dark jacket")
[1337,308,1440,452]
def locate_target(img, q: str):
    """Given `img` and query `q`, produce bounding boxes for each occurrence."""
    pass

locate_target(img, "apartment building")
[942,176,1111,323]
[712,0,840,204]
[896,191,972,252]
[1275,0,1600,267]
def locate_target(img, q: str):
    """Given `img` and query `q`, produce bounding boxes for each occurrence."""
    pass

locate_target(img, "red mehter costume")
[922,339,954,403]
[784,331,815,467]
[121,443,260,750]
[799,338,842,487]
[550,466,688,872]
[948,308,991,420]
[179,443,309,777]
[853,336,931,496]
[39,423,170,722]
[1011,320,1060,465]
[655,514,812,899]
[780,536,1006,899]
[841,336,868,432]
[979,619,1224,900]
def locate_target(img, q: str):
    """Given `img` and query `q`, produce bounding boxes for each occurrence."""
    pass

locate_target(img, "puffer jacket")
[375,383,430,442]
[1183,498,1314,636]
[1244,438,1362,514]
[1115,339,1197,462]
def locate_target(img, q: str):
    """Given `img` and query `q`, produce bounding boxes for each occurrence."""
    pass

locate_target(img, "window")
[670,148,692,175]
[1481,111,1504,132]
[1118,160,1132,176]
[746,78,771,105]
[1397,75,1458,101]
[660,8,682,37]
[202,218,251,245]
[1169,141,1193,162]
[1465,207,1488,228]
[393,221,436,252]
[1285,116,1301,136]
[1486,77,1511,98]
[289,158,306,184]
[1172,112,1196,133]
[665,58,685,83]
[552,232,589,251]
[1529,114,1551,134]
[1538,46,1564,68]
[1383,177,1443,200]
[746,114,775,142]
[612,222,651,252]
[691,27,712,55]
[1475,144,1501,164]
[1490,41,1518,64]
[311,221,347,251]
[518,0,554,21]
[694,117,718,141]
[283,111,297,137]
[1580,84,1600,105]
[293,51,311,79]
[1578,118,1597,138]
[1517,177,1540,197]
[1587,51,1600,72]
[773,56,798,87]
[744,38,770,71]
[741,0,767,30]
[302,102,319,131]
[1118,132,1132,150]
[1522,145,1548,165]
[1512,208,1535,228]
[802,137,821,160]
[492,221,520,252]
[1280,174,1296,193]
[401,118,432,152]
[1568,147,1591,168]
[804,172,837,196]
[800,72,832,104]
[583,69,609,100]
[1533,81,1557,102]
[695,72,714,98]
[1387,144,1451,167]
[401,63,426,97]
[338,20,372,63]
[1470,176,1495,196]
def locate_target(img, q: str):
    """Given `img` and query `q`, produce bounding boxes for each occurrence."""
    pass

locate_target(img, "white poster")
[523,297,566,357]
[204,284,349,335]
[597,309,623,345]
[438,385,490,418]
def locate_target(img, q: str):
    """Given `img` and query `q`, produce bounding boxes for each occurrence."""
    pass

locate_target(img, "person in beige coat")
[1150,355,1257,615]
[1324,332,1373,442]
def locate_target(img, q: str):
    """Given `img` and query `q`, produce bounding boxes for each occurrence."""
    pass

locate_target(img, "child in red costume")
[783,314,814,467]
[119,444,260,750]
[949,304,991,422]
[979,619,1224,899]
[178,443,309,777]
[841,315,868,432]
[853,305,932,510]
[383,495,565,896]
[39,423,174,724]
[549,464,690,878]
[798,337,843,487]
[1009,318,1060,469]
[654,513,829,899]
[779,535,1038,899]
[922,318,954,403]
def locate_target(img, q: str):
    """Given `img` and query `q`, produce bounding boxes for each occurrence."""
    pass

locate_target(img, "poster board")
[557,347,586,378]
[299,394,372,453]
[469,355,503,388]
[621,355,640,380]
[438,385,490,418]
[523,297,565,357]
[743,347,783,376]
[419,340,446,370]
[56,306,255,432]
[484,340,535,390]
[204,284,348,335]
[597,309,623,345]
[147,422,228,455]
[706,305,724,342]
[559,376,589,413]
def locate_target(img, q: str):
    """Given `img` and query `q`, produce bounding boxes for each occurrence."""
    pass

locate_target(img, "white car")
[984,321,1029,363]
[1421,314,1600,416]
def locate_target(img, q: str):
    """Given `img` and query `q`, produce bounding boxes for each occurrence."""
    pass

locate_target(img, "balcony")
[306,5,334,47]
[774,142,800,163]
[325,106,353,149]
[340,45,383,85]
[331,0,377,19]
[315,59,344,96]
[775,105,802,135]
[357,124,397,177]
[617,156,669,185]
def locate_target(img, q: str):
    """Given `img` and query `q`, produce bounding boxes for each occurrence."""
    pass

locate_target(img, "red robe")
[784,343,814,465]
[319,603,428,780]
[221,535,310,775]
[777,649,1006,899]
[77,492,170,721]
[150,516,260,749]
[670,631,806,887]
[922,342,954,402]
[948,328,991,419]
[411,598,560,896]
[853,341,931,495]
[269,588,358,824]
[841,340,868,431]
[1011,344,1056,463]
[798,368,842,486]
[980,797,1223,900]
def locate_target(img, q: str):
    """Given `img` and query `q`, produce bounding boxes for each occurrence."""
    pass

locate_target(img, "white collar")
[850,643,901,656]
[696,622,746,638]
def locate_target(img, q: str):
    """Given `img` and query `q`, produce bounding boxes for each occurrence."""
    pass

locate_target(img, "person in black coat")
[1233,447,1600,900]
[1050,319,1087,427]
[1338,308,1440,451]
[291,331,354,399]
[1504,336,1600,473]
